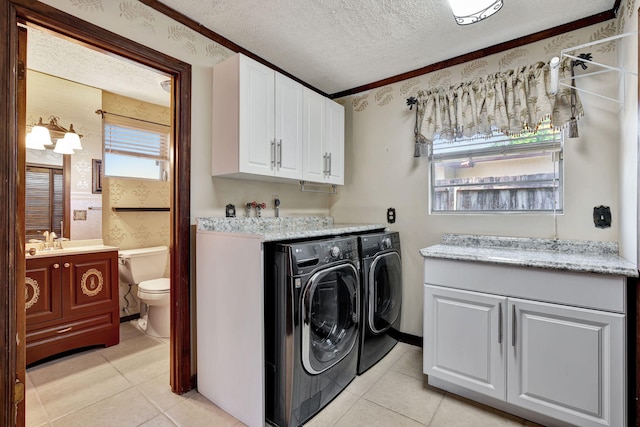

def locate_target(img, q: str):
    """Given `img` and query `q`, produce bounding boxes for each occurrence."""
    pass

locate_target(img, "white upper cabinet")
[274,73,304,180]
[212,53,344,185]
[212,54,303,180]
[324,98,345,185]
[302,88,345,185]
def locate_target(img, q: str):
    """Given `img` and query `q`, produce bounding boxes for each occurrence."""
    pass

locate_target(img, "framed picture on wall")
[92,159,103,194]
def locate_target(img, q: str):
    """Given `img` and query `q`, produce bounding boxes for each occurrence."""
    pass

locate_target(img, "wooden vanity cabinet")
[25,250,120,365]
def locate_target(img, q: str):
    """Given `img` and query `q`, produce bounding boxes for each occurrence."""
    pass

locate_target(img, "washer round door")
[368,251,402,334]
[301,262,359,375]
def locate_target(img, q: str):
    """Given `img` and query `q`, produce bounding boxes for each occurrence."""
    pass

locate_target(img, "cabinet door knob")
[64,262,70,268]
[53,263,60,269]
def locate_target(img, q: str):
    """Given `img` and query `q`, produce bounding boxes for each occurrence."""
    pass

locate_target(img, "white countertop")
[26,239,119,259]
[420,234,638,277]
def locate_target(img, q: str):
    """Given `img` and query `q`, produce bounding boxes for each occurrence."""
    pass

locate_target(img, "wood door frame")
[1,2,193,422]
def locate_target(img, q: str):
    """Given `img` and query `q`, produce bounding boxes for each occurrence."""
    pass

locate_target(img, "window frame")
[25,164,66,241]
[102,114,170,181]
[429,125,564,214]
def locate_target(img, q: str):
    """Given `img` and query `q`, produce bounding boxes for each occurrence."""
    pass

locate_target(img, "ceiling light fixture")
[447,0,504,25]
[160,79,172,93]
[26,116,83,153]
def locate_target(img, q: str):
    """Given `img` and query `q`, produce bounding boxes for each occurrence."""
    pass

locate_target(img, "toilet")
[118,246,170,338]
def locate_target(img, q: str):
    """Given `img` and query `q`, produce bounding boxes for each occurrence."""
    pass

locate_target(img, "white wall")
[332,17,636,335]
[618,5,639,265]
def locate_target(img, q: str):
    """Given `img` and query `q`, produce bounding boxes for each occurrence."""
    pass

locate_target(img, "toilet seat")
[138,278,170,294]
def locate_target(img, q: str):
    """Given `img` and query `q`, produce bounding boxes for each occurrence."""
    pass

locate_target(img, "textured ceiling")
[26,0,616,102]
[27,26,171,107]
[160,0,616,94]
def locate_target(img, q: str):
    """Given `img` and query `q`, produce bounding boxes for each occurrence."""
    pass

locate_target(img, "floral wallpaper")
[100,92,171,317]
[45,0,233,66]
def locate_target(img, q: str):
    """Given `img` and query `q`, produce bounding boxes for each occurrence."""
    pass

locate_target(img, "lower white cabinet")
[424,284,625,427]
[424,286,506,400]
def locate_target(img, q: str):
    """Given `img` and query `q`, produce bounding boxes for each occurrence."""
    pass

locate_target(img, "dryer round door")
[301,262,359,375]
[368,251,402,334]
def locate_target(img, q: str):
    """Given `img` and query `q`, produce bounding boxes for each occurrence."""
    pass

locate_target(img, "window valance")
[414,57,582,148]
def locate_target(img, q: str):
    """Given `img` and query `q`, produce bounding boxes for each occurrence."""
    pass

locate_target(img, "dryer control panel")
[359,232,401,259]
[285,237,359,276]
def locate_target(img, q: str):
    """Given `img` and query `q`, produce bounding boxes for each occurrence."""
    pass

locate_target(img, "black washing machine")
[356,231,402,374]
[264,236,360,427]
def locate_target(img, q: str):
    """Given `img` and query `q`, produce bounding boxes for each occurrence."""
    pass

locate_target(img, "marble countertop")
[196,216,387,242]
[420,234,638,277]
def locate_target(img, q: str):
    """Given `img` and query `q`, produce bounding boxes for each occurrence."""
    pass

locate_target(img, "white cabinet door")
[507,298,625,427]
[302,88,326,182]
[424,285,506,400]
[325,99,344,185]
[238,55,275,176]
[302,89,345,184]
[274,73,303,180]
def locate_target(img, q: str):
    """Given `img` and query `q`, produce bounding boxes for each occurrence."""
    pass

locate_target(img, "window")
[25,165,64,241]
[103,114,170,180]
[430,120,563,213]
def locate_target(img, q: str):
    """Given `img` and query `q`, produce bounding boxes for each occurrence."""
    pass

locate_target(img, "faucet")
[42,231,57,249]
[274,198,280,217]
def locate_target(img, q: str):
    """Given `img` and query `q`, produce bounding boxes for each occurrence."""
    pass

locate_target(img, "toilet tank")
[118,246,169,284]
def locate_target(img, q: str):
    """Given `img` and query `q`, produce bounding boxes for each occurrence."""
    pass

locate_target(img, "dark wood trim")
[138,0,329,98]
[15,20,27,427]
[171,58,194,394]
[1,0,20,423]
[331,10,618,98]
[5,0,194,403]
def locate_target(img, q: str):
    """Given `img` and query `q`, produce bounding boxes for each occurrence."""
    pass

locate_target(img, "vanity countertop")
[196,216,386,242]
[420,234,639,277]
[26,239,119,259]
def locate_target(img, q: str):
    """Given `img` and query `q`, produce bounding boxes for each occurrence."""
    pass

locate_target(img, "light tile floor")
[26,322,543,426]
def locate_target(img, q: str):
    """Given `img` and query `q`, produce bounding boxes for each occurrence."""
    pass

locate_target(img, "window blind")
[103,114,169,161]
[25,166,63,240]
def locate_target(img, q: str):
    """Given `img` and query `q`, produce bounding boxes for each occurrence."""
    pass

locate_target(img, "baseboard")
[390,328,422,348]
[119,313,141,323]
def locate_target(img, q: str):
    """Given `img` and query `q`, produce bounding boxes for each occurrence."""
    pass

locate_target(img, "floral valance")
[413,57,582,148]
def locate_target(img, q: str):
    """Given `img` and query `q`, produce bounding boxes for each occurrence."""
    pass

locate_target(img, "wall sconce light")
[447,0,504,25]
[26,116,83,153]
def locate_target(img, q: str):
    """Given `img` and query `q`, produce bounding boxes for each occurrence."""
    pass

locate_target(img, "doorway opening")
[2,2,193,424]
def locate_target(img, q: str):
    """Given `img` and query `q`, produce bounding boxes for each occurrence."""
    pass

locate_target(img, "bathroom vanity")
[421,235,638,427]
[25,241,120,365]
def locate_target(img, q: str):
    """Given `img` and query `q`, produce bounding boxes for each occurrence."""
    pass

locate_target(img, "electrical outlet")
[387,208,396,224]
